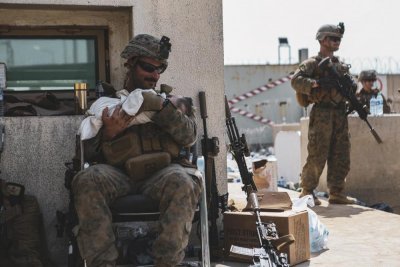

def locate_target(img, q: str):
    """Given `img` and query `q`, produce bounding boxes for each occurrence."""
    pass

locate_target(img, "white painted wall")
[275,130,302,184]
[300,114,400,213]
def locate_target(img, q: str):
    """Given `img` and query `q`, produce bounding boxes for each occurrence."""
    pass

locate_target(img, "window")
[0,26,108,92]
[1,38,96,91]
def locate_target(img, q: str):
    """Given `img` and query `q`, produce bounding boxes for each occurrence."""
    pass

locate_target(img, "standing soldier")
[357,70,391,114]
[291,23,357,205]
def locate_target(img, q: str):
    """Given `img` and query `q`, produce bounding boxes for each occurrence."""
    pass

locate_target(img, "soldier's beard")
[124,72,158,91]
[142,78,158,89]
[144,77,158,84]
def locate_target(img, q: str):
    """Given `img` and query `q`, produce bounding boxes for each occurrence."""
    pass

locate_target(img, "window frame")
[0,25,109,94]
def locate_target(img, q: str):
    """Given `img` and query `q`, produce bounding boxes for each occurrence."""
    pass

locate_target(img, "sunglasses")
[136,60,166,74]
[364,79,376,82]
[328,36,341,42]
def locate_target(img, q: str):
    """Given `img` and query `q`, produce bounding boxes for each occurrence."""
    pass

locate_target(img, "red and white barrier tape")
[230,107,274,127]
[228,74,293,105]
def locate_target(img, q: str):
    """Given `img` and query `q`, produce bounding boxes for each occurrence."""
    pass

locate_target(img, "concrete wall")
[224,64,302,146]
[0,0,226,265]
[130,2,227,183]
[386,74,400,113]
[0,116,82,265]
[300,115,400,213]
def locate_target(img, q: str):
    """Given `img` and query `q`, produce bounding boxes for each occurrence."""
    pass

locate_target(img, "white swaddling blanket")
[78,89,160,140]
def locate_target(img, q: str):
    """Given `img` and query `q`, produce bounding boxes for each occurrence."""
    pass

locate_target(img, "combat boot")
[299,188,321,206]
[328,192,357,204]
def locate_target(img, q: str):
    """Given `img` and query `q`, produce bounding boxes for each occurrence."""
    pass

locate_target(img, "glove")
[356,104,368,120]
[141,92,163,111]
[317,77,337,89]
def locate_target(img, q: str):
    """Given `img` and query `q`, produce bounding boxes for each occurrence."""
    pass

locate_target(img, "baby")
[79,89,193,140]
[171,95,194,117]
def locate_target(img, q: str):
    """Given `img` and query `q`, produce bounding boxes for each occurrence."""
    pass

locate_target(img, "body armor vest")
[102,123,181,182]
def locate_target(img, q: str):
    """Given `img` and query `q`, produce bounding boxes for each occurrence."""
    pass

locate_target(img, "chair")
[60,138,211,267]
[110,176,210,267]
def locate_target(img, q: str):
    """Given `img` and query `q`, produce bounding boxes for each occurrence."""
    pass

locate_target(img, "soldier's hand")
[141,92,163,111]
[358,106,368,120]
[101,105,134,141]
[311,80,319,89]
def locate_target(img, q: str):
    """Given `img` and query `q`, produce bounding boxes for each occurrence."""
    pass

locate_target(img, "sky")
[223,0,400,74]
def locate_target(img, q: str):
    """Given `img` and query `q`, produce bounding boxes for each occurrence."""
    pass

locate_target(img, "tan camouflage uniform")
[291,53,351,194]
[72,102,201,267]
[357,88,391,114]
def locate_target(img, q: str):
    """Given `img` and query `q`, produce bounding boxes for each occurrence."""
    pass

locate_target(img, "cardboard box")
[224,210,310,265]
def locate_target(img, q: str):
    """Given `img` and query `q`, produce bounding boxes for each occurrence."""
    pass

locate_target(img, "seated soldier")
[72,34,202,267]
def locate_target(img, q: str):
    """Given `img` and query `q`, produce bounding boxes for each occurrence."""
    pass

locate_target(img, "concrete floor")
[214,184,400,267]
[115,184,400,267]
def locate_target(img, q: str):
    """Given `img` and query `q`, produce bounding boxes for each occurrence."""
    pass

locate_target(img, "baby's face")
[170,95,189,114]
[177,102,188,114]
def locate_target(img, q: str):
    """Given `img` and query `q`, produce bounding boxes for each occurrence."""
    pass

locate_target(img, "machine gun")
[318,57,382,144]
[225,97,293,267]
[224,96,256,196]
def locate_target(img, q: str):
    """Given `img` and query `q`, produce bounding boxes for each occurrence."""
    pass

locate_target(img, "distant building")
[224,63,302,147]
[225,64,400,148]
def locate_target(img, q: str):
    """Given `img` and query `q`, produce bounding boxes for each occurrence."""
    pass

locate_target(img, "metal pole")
[199,175,210,267]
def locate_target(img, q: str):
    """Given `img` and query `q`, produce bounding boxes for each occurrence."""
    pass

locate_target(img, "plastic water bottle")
[376,92,384,116]
[277,176,287,188]
[369,95,377,116]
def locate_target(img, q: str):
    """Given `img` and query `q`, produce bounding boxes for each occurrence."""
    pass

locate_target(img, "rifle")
[56,135,84,267]
[225,97,294,267]
[318,57,383,144]
[199,91,228,260]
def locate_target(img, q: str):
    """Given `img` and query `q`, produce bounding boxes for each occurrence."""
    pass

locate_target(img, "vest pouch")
[125,152,171,182]
[102,131,142,167]
[160,135,180,158]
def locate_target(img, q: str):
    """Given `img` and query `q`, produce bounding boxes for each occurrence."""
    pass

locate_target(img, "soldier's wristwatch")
[311,80,319,88]
[162,98,170,108]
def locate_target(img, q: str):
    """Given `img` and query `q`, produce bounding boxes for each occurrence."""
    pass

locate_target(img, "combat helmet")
[359,70,377,81]
[121,34,172,70]
[316,22,345,41]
